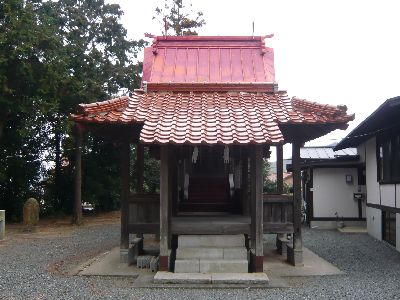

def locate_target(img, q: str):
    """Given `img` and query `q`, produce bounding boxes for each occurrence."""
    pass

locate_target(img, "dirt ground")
[3,210,121,241]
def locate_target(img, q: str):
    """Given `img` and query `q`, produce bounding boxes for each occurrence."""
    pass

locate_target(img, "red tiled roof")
[142,36,275,87]
[71,92,354,145]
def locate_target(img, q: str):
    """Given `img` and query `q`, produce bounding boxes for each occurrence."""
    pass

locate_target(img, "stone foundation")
[287,244,303,266]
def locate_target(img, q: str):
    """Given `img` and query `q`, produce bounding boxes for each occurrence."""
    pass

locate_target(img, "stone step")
[200,259,248,273]
[175,259,200,273]
[178,234,245,248]
[175,258,249,273]
[154,271,269,285]
[176,247,223,259]
[223,247,248,260]
[176,247,247,260]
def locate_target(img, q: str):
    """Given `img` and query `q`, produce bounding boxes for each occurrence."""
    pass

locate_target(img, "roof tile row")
[71,91,354,145]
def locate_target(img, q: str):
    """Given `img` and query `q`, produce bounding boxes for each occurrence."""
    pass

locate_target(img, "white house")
[299,146,366,229]
[335,96,400,252]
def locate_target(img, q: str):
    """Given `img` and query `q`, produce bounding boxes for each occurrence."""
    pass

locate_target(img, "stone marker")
[0,210,5,240]
[23,198,39,231]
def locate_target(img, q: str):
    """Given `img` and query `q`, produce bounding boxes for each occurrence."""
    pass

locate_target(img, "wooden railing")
[127,193,160,234]
[263,194,294,233]
[126,193,294,235]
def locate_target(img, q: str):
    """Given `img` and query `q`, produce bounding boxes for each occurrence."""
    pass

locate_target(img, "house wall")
[364,137,400,251]
[357,144,366,163]
[397,214,400,252]
[366,206,382,240]
[397,184,400,209]
[365,137,380,205]
[313,167,361,218]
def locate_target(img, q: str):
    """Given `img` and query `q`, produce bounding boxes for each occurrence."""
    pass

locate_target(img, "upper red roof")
[142,36,275,88]
[72,35,354,145]
[72,92,354,145]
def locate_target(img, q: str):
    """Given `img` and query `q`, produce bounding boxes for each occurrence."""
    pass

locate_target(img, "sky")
[107,0,400,159]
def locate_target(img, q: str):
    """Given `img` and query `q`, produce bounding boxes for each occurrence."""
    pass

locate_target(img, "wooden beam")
[263,222,294,233]
[159,146,170,270]
[136,144,144,193]
[250,145,263,272]
[128,223,160,234]
[276,144,284,194]
[120,142,130,250]
[72,124,83,225]
[292,140,303,250]
[171,222,250,235]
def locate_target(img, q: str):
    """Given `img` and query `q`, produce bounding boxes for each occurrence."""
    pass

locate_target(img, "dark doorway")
[382,210,396,246]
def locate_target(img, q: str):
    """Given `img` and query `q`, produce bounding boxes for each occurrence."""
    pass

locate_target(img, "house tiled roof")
[142,36,275,87]
[300,146,357,160]
[71,91,354,145]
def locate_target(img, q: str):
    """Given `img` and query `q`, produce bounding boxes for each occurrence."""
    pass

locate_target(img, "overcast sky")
[108,0,400,159]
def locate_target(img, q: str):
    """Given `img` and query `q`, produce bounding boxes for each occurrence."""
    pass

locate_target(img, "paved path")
[1,224,399,299]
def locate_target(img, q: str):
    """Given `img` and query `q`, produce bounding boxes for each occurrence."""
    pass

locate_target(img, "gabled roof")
[71,91,354,145]
[142,36,275,90]
[335,96,400,150]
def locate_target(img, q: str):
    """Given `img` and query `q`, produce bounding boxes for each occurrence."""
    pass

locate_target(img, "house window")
[377,130,400,182]
[382,210,396,247]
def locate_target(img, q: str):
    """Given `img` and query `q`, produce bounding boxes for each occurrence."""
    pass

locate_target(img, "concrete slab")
[200,259,248,273]
[74,244,343,288]
[75,247,143,277]
[178,234,244,247]
[154,271,211,284]
[264,246,344,277]
[176,247,223,259]
[174,259,200,273]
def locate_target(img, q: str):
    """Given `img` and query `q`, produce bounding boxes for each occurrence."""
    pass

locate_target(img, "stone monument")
[0,210,5,240]
[23,198,39,231]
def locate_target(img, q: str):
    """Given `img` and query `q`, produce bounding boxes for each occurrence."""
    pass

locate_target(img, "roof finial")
[164,16,168,36]
[252,20,255,38]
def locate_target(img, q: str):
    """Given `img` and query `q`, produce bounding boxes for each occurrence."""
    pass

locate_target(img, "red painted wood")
[159,256,169,271]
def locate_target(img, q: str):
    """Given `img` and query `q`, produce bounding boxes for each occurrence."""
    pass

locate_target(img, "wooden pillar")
[120,142,130,251]
[276,144,285,244]
[241,149,249,216]
[159,145,170,271]
[72,124,83,225]
[170,147,178,217]
[250,145,263,272]
[137,144,144,193]
[276,144,284,194]
[287,140,303,265]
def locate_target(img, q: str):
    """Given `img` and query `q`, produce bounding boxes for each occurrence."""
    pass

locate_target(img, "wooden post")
[287,140,303,265]
[72,124,83,225]
[250,145,263,272]
[120,142,130,252]
[159,146,170,271]
[276,144,285,245]
[137,144,144,193]
[241,149,249,216]
[170,147,177,217]
[276,144,284,194]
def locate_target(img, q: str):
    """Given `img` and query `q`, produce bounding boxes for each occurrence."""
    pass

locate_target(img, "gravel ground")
[1,224,400,300]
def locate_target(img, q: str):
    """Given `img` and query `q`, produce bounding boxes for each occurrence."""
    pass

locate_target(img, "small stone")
[150,256,159,272]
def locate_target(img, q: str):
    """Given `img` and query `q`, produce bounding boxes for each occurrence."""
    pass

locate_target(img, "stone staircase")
[174,234,248,273]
